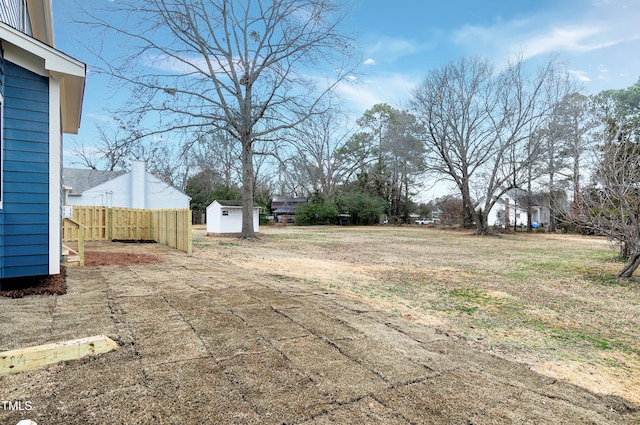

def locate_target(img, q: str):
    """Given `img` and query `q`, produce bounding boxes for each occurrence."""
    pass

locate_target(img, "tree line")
[74,1,640,276]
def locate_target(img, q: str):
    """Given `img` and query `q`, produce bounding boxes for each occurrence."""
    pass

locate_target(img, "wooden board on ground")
[0,335,119,375]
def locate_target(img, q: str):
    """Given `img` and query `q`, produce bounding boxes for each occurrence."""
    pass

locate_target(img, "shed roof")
[215,200,244,207]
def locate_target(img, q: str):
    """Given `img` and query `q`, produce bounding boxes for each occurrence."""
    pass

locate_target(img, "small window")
[222,210,229,216]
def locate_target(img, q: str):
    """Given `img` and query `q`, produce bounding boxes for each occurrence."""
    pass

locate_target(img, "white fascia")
[0,21,85,133]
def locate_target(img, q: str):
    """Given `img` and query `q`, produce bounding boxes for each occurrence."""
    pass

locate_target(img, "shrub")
[295,194,337,225]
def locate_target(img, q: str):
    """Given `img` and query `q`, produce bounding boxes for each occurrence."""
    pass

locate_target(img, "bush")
[295,194,337,225]
[334,191,389,225]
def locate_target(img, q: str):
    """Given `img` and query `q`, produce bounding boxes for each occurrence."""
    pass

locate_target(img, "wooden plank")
[0,335,119,375]
[64,206,192,253]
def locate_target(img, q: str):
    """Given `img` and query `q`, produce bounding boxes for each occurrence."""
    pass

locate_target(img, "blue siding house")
[0,1,85,282]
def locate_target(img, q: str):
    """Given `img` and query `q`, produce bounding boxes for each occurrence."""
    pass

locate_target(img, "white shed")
[206,200,260,234]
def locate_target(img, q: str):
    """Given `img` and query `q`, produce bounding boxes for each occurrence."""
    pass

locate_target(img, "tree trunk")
[549,180,556,233]
[474,208,490,235]
[618,240,640,278]
[241,140,256,239]
[526,163,533,232]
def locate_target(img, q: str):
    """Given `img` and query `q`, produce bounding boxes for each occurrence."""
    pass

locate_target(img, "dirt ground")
[1,231,639,424]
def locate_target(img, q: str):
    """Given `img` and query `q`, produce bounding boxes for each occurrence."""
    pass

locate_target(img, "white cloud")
[363,58,376,66]
[568,69,590,82]
[453,0,640,58]
[86,112,114,123]
[336,72,418,113]
[518,26,620,59]
[365,36,425,63]
[453,21,615,62]
[449,2,640,92]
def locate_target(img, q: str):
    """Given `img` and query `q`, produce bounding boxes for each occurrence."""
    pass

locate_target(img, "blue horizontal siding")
[4,171,48,184]
[2,264,48,277]
[4,184,49,195]
[4,117,49,133]
[3,161,49,173]
[4,213,49,225]
[5,254,49,266]
[4,96,49,113]
[5,107,48,123]
[4,244,48,256]
[0,60,50,279]
[4,234,50,246]
[1,139,48,154]
[3,223,49,237]
[4,149,48,163]
[5,128,51,143]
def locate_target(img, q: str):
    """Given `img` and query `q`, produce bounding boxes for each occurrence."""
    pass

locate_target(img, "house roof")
[63,168,126,195]
[518,194,546,208]
[271,196,307,206]
[0,21,86,133]
[273,206,297,214]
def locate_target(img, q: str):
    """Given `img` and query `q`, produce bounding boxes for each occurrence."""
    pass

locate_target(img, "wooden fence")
[63,206,192,254]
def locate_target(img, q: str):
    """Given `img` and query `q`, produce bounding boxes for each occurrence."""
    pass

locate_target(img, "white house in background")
[487,194,552,228]
[207,200,260,235]
[487,198,529,228]
[63,161,190,209]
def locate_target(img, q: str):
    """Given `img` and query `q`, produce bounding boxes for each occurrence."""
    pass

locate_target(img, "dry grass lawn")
[194,224,640,404]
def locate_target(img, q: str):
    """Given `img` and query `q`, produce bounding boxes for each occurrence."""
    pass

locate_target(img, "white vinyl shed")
[206,200,260,234]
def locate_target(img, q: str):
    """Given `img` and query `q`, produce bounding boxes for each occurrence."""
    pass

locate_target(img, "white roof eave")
[0,21,86,134]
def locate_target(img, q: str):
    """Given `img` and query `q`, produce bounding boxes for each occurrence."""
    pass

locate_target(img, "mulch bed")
[0,267,67,298]
[84,251,162,267]
[0,251,162,298]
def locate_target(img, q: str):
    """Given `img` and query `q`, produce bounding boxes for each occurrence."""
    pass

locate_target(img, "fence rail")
[63,206,192,254]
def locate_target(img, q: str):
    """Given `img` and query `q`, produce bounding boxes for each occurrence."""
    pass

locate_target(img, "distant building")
[488,193,564,229]
[271,196,307,223]
[63,161,190,209]
[206,200,260,235]
[487,197,530,228]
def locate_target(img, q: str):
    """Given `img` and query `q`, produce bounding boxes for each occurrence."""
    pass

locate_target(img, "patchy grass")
[192,225,640,403]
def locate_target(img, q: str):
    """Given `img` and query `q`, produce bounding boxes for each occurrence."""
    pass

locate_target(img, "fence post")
[107,207,113,241]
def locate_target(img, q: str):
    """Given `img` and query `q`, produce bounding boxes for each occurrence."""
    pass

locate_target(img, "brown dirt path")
[0,240,638,424]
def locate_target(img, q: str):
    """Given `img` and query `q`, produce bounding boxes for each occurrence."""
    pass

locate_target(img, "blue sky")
[52,0,640,167]
[339,0,640,111]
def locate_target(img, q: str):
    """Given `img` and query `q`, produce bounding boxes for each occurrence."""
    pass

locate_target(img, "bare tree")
[411,56,564,234]
[576,139,640,277]
[571,79,640,277]
[553,93,596,204]
[192,130,242,188]
[82,0,357,238]
[130,138,194,189]
[287,109,353,198]
[69,118,142,171]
